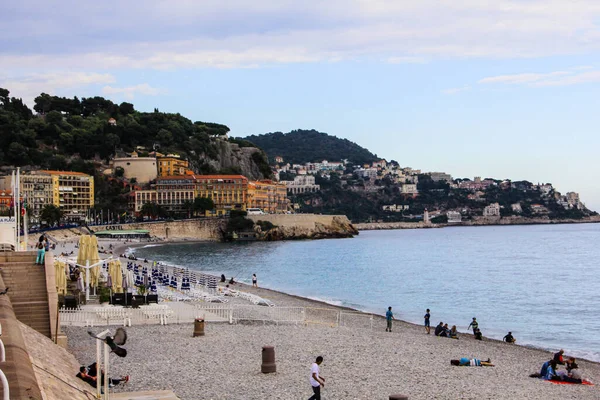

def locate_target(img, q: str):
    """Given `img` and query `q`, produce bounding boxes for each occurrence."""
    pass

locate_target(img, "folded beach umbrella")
[150,280,157,293]
[54,260,67,295]
[127,270,135,293]
[87,236,101,287]
[163,274,169,286]
[110,260,123,293]
[169,276,177,289]
[76,235,89,267]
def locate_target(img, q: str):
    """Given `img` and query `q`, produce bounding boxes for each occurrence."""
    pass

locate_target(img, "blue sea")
[133,223,600,362]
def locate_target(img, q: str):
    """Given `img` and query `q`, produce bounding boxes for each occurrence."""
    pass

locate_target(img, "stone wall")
[94,219,226,241]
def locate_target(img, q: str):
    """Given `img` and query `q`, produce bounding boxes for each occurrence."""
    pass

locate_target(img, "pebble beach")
[54,236,600,399]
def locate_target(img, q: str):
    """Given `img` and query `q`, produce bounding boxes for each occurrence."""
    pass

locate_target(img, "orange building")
[247,180,289,214]
[157,154,192,177]
[135,175,249,216]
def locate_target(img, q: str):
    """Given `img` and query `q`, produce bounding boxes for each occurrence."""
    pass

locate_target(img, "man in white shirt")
[308,356,325,400]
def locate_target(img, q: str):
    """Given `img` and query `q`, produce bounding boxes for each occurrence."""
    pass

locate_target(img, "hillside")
[241,129,379,165]
[0,88,271,178]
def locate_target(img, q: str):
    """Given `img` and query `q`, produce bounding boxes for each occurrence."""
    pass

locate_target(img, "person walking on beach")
[468,317,478,334]
[308,356,325,400]
[252,273,258,287]
[385,306,395,332]
[424,309,431,334]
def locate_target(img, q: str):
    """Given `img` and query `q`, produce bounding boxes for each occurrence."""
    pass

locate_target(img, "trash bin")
[193,318,205,337]
[261,346,276,373]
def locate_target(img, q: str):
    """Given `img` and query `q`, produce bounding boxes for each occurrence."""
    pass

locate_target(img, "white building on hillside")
[483,203,500,217]
[447,211,462,223]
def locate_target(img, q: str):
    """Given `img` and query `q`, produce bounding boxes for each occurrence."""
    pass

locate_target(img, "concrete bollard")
[193,318,205,337]
[389,395,409,400]
[261,346,276,373]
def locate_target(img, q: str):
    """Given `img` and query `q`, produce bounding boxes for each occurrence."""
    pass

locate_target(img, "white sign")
[0,217,16,224]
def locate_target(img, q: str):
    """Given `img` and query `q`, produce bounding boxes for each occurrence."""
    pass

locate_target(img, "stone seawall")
[355,215,600,230]
[248,214,358,240]
[89,214,358,241]
[93,218,225,241]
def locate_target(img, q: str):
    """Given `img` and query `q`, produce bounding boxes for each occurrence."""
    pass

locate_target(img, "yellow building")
[157,154,191,177]
[9,171,94,223]
[194,175,248,216]
[43,170,94,222]
[247,180,289,214]
[146,175,248,216]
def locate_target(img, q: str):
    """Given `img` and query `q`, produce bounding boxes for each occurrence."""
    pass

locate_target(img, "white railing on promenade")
[60,304,377,330]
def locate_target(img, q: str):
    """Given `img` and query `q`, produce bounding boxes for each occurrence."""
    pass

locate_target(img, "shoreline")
[124,241,599,365]
[60,237,600,399]
[355,216,600,230]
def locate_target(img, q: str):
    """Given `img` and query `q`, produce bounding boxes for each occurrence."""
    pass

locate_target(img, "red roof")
[158,175,247,181]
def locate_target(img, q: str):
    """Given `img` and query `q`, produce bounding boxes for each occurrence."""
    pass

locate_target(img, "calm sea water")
[133,224,600,361]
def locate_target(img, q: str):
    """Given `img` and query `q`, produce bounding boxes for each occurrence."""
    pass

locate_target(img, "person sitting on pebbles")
[451,358,494,367]
[503,331,516,343]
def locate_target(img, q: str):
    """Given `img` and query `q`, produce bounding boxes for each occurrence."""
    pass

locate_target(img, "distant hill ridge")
[242,129,379,165]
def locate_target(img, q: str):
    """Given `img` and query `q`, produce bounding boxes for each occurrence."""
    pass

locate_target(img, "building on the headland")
[511,203,523,213]
[274,156,284,164]
[247,180,290,214]
[400,183,418,195]
[428,172,453,182]
[531,204,549,214]
[372,160,387,169]
[157,154,192,177]
[134,175,248,217]
[423,209,430,224]
[483,202,501,217]
[382,204,409,212]
[112,152,158,184]
[0,170,94,223]
[356,168,378,180]
[447,211,462,223]
[281,175,320,195]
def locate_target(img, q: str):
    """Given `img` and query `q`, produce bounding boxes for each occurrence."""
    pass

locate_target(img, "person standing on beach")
[308,356,325,400]
[252,273,258,287]
[424,309,431,334]
[385,306,395,332]
[468,317,478,334]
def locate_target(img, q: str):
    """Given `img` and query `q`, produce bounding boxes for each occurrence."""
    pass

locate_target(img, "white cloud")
[442,86,471,95]
[2,0,600,71]
[102,83,164,99]
[478,69,600,87]
[478,71,570,85]
[0,72,115,105]
[387,56,427,64]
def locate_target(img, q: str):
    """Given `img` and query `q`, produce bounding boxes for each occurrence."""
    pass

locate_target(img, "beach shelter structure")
[76,234,105,300]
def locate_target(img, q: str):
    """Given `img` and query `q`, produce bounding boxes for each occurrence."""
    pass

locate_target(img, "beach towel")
[549,380,594,386]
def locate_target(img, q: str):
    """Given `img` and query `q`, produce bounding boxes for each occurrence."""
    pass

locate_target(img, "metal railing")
[60,304,378,330]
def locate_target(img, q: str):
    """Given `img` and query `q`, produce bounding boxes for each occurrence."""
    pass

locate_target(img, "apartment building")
[135,175,249,216]
[157,154,191,177]
[247,180,289,214]
[0,171,95,223]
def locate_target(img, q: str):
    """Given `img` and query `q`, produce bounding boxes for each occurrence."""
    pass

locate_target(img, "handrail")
[0,339,4,362]
[0,369,8,400]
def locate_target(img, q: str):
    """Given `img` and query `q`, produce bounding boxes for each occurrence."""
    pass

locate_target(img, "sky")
[1,1,600,210]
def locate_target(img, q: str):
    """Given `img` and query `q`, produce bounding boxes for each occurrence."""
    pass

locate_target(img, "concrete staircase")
[0,251,52,337]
